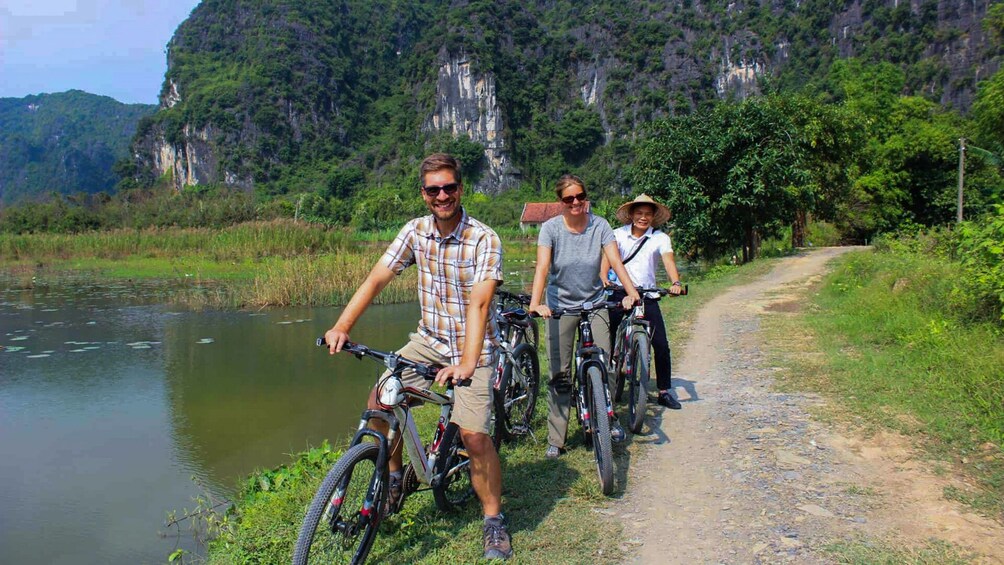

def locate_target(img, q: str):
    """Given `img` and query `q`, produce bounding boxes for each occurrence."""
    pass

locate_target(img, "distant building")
[519,201,590,231]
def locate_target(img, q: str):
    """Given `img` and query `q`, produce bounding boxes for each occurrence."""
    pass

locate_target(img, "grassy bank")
[1,220,540,308]
[190,258,777,564]
[765,247,1004,521]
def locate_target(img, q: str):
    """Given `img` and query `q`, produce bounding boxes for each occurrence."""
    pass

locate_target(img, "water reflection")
[162,305,418,494]
[0,280,416,564]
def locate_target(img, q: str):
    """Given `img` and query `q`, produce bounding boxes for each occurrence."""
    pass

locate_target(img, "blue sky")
[0,0,202,104]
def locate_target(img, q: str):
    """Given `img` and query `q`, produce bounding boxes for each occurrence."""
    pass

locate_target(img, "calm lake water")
[0,282,418,564]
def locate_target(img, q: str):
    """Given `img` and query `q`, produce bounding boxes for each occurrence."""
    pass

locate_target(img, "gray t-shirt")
[538,213,615,309]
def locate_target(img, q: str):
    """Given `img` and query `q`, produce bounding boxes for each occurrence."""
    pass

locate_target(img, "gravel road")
[614,247,1004,564]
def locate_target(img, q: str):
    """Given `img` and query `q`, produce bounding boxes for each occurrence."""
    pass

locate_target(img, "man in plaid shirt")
[324,153,512,560]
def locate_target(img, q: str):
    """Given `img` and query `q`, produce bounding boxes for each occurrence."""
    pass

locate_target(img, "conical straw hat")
[615,194,671,226]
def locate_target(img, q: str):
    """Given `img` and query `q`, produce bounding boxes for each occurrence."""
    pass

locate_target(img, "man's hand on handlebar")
[436,364,474,386]
[323,327,350,354]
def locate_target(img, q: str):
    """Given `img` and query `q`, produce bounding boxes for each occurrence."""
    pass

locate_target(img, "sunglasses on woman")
[561,192,588,204]
[422,183,460,197]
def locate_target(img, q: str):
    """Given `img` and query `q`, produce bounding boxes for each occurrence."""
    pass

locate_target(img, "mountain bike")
[491,289,541,446]
[292,339,474,565]
[608,285,687,434]
[543,300,621,495]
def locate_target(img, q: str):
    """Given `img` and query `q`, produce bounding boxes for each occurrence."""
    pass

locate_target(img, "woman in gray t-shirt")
[528,174,640,458]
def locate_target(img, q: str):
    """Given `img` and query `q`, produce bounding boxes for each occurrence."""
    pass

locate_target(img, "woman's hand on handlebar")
[324,327,350,354]
[529,304,552,319]
[622,290,641,310]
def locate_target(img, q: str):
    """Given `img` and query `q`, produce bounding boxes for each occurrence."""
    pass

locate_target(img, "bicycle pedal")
[457,448,469,458]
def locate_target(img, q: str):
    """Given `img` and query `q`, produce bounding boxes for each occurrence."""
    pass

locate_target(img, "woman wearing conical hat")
[601,194,684,410]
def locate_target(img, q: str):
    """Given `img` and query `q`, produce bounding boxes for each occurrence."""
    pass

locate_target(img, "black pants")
[608,290,672,391]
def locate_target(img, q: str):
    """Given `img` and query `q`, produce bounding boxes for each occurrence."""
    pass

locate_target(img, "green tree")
[634,95,815,262]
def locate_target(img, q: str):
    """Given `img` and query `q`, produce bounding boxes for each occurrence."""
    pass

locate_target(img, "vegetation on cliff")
[0,91,155,206]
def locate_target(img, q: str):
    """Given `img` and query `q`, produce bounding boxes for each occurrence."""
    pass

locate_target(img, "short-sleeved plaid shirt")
[381,208,503,367]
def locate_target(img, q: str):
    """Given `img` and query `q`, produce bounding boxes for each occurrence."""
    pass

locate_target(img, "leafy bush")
[955,206,1004,322]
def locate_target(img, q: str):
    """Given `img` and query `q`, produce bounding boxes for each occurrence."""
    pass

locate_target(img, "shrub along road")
[614,247,1004,564]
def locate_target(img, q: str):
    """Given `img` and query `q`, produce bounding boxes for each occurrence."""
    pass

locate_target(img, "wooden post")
[957,137,966,223]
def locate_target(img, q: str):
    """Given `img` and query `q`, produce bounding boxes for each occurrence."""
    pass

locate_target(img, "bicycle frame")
[611,302,651,378]
[331,343,469,491]
[556,303,617,435]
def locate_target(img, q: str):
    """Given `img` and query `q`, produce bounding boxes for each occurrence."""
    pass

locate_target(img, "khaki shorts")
[378,333,495,435]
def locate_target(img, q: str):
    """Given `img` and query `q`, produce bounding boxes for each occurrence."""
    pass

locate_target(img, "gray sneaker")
[483,516,513,560]
[545,445,562,459]
[610,421,626,443]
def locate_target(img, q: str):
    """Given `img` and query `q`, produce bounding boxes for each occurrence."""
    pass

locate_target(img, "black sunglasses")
[422,183,460,197]
[561,192,588,204]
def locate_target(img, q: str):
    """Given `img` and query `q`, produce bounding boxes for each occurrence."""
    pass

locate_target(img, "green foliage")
[785,244,1004,513]
[0,91,155,205]
[972,65,1004,156]
[955,206,1004,322]
[633,94,856,261]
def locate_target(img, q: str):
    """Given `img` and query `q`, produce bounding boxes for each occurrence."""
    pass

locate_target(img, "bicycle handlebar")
[526,300,624,319]
[606,284,688,297]
[495,289,532,305]
[316,338,470,386]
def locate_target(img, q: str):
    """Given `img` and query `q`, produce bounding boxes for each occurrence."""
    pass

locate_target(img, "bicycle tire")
[528,317,540,351]
[628,331,650,434]
[587,365,615,495]
[432,422,475,512]
[292,442,385,565]
[493,343,540,444]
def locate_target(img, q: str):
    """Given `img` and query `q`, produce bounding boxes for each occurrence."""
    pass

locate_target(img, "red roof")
[520,202,590,224]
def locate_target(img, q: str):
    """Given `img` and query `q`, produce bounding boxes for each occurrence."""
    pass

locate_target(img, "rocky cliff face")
[128,0,1000,195]
[423,54,519,194]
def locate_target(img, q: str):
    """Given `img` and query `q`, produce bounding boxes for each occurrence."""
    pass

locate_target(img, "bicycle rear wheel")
[432,422,475,511]
[493,343,540,443]
[628,332,651,434]
[586,365,614,495]
[292,442,385,565]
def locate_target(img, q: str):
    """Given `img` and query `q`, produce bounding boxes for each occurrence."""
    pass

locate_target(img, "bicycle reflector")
[377,376,405,408]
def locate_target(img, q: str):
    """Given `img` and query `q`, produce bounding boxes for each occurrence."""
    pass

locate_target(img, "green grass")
[2,221,541,309]
[824,538,974,564]
[765,249,1004,518]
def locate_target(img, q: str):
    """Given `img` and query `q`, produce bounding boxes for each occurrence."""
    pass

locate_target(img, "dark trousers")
[609,291,672,391]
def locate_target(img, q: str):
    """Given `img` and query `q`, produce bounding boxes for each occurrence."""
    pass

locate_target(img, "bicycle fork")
[576,355,614,433]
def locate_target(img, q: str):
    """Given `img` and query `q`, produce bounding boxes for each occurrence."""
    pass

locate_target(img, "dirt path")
[614,247,1004,564]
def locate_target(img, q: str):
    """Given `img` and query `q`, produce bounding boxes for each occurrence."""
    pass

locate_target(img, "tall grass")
[184,254,417,309]
[0,220,355,262]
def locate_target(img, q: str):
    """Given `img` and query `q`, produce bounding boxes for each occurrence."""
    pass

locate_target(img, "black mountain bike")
[491,289,541,446]
[544,300,621,495]
[608,285,687,434]
[292,340,473,565]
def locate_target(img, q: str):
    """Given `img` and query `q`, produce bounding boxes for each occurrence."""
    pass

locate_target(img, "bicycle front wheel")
[432,422,475,511]
[293,442,385,565]
[628,331,651,434]
[587,365,614,495]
